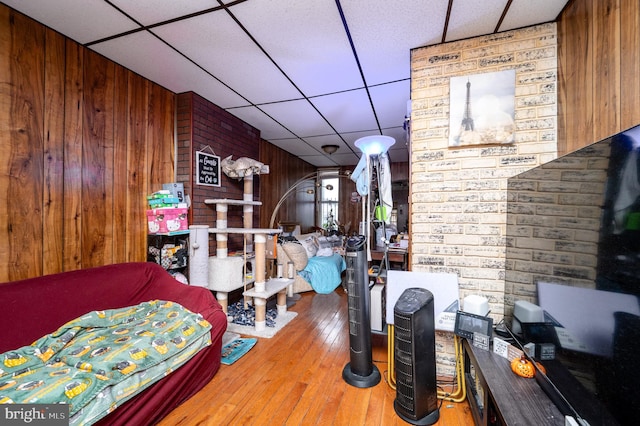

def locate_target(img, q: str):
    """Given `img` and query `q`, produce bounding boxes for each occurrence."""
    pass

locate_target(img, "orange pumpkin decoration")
[511,355,536,378]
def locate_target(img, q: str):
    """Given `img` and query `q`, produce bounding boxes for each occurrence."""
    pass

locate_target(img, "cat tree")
[205,157,292,332]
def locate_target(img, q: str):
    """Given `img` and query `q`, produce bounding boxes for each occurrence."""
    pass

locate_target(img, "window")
[317,170,339,232]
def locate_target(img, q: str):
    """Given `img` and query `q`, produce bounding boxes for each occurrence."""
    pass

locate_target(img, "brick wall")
[410,23,558,375]
[177,92,262,253]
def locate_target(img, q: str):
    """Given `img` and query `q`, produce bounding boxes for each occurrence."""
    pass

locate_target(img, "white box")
[370,284,386,331]
[463,295,489,316]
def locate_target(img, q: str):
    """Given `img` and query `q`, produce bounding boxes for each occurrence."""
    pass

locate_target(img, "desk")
[370,249,407,270]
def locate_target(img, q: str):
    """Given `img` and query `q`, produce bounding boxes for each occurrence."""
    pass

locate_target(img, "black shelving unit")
[147,231,189,276]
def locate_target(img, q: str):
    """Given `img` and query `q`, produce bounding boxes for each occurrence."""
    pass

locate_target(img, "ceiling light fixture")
[321,144,339,155]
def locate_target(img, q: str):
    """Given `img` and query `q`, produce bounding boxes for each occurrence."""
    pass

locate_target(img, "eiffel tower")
[460,79,474,131]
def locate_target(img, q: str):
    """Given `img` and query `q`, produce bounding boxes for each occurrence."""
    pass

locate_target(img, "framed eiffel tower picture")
[448,69,515,147]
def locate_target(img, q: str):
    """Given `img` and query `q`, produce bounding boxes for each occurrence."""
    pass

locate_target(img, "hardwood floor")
[159,289,474,425]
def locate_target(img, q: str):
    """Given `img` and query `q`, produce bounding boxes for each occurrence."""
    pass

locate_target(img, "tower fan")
[342,235,381,388]
[394,287,439,425]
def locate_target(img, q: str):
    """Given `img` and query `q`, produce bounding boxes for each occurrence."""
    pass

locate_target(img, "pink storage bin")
[147,208,188,234]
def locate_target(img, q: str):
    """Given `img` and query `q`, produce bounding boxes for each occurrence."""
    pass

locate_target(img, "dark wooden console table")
[463,339,564,425]
[370,249,407,270]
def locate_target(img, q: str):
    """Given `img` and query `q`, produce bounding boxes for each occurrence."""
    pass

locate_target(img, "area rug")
[221,337,258,365]
[225,300,298,339]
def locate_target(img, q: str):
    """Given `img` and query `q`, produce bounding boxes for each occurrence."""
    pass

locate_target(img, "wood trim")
[62,38,84,272]
[43,28,66,275]
[113,63,129,264]
[125,72,148,266]
[82,50,115,269]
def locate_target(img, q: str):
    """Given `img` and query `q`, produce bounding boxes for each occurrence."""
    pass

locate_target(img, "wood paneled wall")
[558,0,640,154]
[0,6,175,282]
[258,141,316,231]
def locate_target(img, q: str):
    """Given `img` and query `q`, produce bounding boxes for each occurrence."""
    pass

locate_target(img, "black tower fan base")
[342,362,381,388]
[394,403,440,426]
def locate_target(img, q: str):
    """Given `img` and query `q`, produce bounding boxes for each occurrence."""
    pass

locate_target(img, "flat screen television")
[505,124,640,425]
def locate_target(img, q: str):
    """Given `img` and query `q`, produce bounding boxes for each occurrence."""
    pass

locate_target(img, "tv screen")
[506,124,640,425]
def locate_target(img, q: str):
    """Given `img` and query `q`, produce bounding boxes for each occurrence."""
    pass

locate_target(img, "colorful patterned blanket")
[0,300,212,425]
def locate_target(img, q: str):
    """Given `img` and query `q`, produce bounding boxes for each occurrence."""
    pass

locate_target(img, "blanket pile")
[298,253,346,293]
[0,300,211,425]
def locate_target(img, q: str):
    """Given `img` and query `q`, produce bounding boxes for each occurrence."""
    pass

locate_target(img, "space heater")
[394,288,440,425]
[342,235,381,388]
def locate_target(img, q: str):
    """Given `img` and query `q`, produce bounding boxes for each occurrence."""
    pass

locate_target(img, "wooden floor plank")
[158,289,474,426]
[297,330,349,424]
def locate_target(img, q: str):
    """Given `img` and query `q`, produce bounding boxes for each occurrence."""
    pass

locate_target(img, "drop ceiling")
[2,0,569,166]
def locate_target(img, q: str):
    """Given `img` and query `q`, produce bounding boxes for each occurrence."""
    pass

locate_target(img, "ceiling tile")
[310,89,378,133]
[229,0,363,97]
[259,100,335,138]
[270,138,320,157]
[499,0,568,32]
[90,31,248,108]
[369,80,411,129]
[3,0,138,44]
[446,0,506,43]
[152,11,302,105]
[110,0,217,26]
[340,0,451,85]
[226,106,295,140]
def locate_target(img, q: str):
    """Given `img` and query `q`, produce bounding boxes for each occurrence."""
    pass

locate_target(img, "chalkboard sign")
[196,151,221,187]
